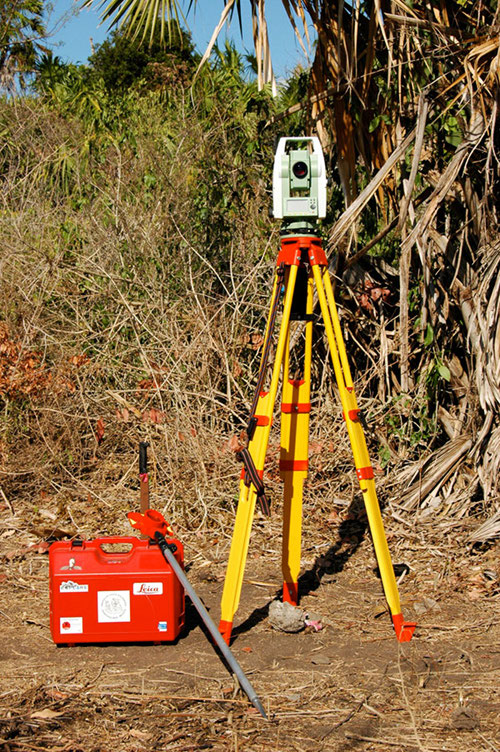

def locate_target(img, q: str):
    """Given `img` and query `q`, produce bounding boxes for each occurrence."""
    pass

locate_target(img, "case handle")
[91,536,143,554]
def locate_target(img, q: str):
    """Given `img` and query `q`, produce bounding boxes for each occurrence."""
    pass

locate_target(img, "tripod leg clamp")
[237,448,271,516]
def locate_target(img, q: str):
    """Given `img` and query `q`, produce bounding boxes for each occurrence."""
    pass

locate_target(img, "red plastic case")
[49,536,184,644]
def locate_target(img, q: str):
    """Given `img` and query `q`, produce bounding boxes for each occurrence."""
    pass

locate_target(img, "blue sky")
[46,1,315,79]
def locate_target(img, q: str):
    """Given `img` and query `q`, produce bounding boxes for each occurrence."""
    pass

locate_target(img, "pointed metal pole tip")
[251,696,269,720]
[143,527,268,719]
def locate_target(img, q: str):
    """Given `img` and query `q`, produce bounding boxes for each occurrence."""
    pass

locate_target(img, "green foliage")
[381,394,440,460]
[2,32,283,352]
[87,25,195,94]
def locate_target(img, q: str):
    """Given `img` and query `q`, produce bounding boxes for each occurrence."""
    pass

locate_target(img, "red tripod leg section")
[283,581,299,605]
[392,613,417,642]
[219,619,233,646]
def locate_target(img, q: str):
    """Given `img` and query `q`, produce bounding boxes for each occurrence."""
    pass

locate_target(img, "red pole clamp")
[356,466,374,481]
[281,402,311,414]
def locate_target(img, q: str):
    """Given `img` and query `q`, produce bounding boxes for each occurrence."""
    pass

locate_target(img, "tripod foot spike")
[392,613,417,642]
[219,619,233,645]
[282,581,298,605]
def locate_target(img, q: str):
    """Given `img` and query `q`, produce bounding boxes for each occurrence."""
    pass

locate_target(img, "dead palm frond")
[396,435,473,512]
[469,508,500,542]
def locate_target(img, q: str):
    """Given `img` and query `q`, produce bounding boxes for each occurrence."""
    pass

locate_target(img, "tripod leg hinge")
[392,613,417,642]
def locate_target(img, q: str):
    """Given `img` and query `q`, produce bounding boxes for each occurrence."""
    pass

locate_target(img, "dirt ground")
[0,501,499,752]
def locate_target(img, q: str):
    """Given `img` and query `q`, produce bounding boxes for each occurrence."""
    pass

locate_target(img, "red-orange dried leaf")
[151,408,166,424]
[70,354,89,367]
[115,408,130,422]
[228,434,245,453]
[142,408,166,424]
[137,379,155,391]
[96,418,105,444]
[7,540,51,559]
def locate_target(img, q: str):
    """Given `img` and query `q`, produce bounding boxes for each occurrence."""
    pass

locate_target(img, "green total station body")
[272,136,328,236]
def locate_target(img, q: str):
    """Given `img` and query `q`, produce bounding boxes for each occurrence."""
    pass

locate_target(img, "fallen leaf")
[142,408,166,424]
[311,654,330,665]
[130,729,152,741]
[309,441,323,454]
[70,354,89,367]
[45,690,68,701]
[451,707,479,730]
[115,408,130,422]
[241,646,252,653]
[33,527,73,540]
[228,433,245,453]
[468,587,483,601]
[38,508,57,521]
[5,540,50,559]
[32,708,66,720]
[250,334,264,349]
[96,418,105,444]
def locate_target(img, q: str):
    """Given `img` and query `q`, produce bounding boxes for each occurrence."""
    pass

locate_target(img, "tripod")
[218,231,416,645]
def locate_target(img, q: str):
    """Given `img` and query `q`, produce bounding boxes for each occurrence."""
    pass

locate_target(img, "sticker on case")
[60,617,83,634]
[133,582,163,595]
[97,590,131,622]
[60,580,88,593]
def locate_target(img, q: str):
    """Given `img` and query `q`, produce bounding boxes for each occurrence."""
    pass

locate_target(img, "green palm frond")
[82,0,186,46]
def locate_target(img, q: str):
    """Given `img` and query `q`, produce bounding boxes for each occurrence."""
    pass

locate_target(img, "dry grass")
[0,501,498,751]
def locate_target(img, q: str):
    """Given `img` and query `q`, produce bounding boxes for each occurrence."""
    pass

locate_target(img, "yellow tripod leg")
[219,392,271,644]
[280,274,313,604]
[312,264,416,642]
[219,265,299,644]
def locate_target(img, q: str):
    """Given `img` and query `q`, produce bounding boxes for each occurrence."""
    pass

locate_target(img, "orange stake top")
[128,509,174,539]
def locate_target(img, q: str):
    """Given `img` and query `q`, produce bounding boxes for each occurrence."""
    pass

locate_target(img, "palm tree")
[82,0,500,539]
[0,0,46,90]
